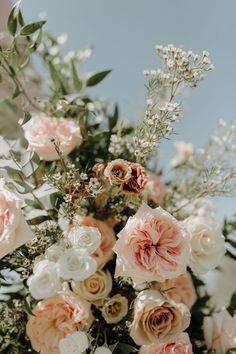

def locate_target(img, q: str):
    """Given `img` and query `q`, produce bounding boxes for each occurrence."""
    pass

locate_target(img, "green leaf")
[20,20,46,36]
[87,69,112,87]
[109,104,119,130]
[114,343,138,354]
[12,85,21,99]
[226,349,236,354]
[18,9,25,27]
[29,28,43,52]
[71,60,82,92]
[7,6,18,36]
[227,292,236,316]
[48,61,67,94]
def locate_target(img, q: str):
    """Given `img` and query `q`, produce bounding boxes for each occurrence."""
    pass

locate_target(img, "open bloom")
[67,225,101,255]
[26,290,94,354]
[122,162,148,194]
[103,159,132,185]
[203,309,236,354]
[130,289,190,346]
[59,331,89,354]
[113,203,190,284]
[139,332,193,354]
[0,180,33,259]
[183,215,225,274]
[23,115,82,161]
[101,294,128,324]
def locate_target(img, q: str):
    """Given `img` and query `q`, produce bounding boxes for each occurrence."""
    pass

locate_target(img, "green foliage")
[227,292,236,316]
[87,69,112,86]
[20,21,46,36]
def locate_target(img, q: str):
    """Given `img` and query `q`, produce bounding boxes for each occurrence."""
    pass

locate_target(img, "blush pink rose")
[152,273,197,309]
[113,203,190,284]
[139,333,193,354]
[130,289,191,346]
[23,115,82,161]
[203,309,236,354]
[144,172,167,204]
[26,290,94,354]
[75,216,116,267]
[0,180,33,259]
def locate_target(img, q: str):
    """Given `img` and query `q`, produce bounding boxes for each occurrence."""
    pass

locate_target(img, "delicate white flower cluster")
[85,177,103,197]
[27,226,101,300]
[109,134,126,157]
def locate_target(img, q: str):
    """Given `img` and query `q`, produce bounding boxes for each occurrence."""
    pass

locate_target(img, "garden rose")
[144,172,167,204]
[72,269,112,305]
[152,273,197,309]
[113,203,190,284]
[101,294,128,324]
[23,115,82,161]
[130,289,190,346]
[203,309,236,354]
[75,216,116,267]
[122,162,148,194]
[183,215,225,274]
[26,290,94,354]
[27,260,61,300]
[139,332,193,354]
[59,331,89,354]
[45,242,66,262]
[0,180,33,259]
[66,225,101,255]
[104,159,132,185]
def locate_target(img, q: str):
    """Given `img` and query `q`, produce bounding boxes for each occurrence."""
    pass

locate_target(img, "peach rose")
[139,333,193,354]
[203,309,236,354]
[113,203,190,284]
[130,289,190,346]
[104,159,132,185]
[0,180,33,259]
[23,115,82,161]
[122,162,148,194]
[74,216,116,267]
[144,172,167,204]
[152,273,197,309]
[26,290,94,354]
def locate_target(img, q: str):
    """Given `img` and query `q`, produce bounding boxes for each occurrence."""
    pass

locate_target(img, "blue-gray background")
[20,0,236,219]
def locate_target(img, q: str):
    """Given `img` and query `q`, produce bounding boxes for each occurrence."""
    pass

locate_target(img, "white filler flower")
[59,331,89,354]
[67,225,101,255]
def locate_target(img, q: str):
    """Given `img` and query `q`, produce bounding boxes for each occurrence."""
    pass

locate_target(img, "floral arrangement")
[0,3,236,354]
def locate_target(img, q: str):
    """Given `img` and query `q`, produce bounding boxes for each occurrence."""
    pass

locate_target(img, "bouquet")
[0,3,236,354]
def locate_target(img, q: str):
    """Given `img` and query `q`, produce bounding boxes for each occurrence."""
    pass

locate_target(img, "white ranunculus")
[67,225,101,255]
[58,248,97,281]
[59,331,89,354]
[27,260,61,300]
[45,242,66,262]
[94,347,112,354]
[183,215,225,274]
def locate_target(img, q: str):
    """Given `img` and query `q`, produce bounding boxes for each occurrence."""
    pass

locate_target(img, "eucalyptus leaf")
[20,20,46,36]
[86,69,112,87]
[7,7,18,36]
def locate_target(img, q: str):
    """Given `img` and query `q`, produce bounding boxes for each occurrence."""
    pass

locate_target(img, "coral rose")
[152,273,197,309]
[139,332,193,354]
[74,215,116,267]
[130,289,190,346]
[26,290,93,354]
[0,180,33,259]
[23,115,82,161]
[203,309,236,354]
[122,162,148,194]
[144,172,167,204]
[113,203,189,284]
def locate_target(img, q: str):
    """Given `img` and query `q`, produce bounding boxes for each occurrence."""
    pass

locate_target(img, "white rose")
[183,215,225,274]
[59,331,89,354]
[45,242,66,262]
[0,180,33,259]
[101,294,128,324]
[58,248,97,281]
[67,225,101,255]
[94,347,112,354]
[72,269,112,305]
[28,260,61,299]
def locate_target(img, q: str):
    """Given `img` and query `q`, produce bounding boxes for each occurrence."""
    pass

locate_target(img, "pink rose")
[26,290,94,354]
[113,203,189,284]
[144,172,167,204]
[23,115,82,161]
[122,162,148,194]
[152,273,197,309]
[130,289,191,345]
[74,216,116,267]
[203,309,236,354]
[0,180,33,259]
[139,333,193,354]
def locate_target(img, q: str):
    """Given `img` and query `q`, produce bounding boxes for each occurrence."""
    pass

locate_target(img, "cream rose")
[45,242,66,262]
[58,248,97,281]
[101,294,128,324]
[59,331,89,354]
[203,309,236,354]
[183,215,225,274]
[139,332,193,354]
[152,273,197,309]
[23,115,82,161]
[72,269,112,305]
[130,289,190,346]
[28,260,61,300]
[26,290,94,354]
[103,159,132,185]
[113,203,190,284]
[67,225,101,255]
[0,180,33,259]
